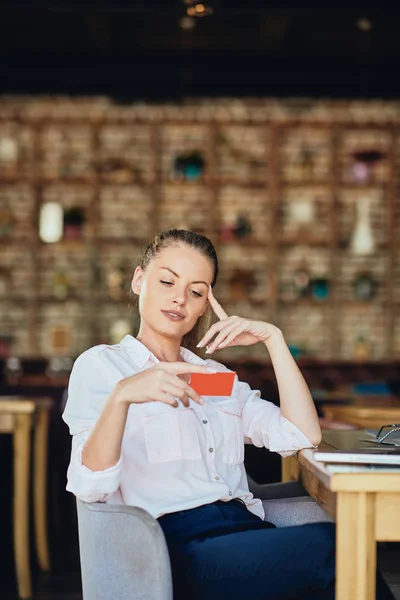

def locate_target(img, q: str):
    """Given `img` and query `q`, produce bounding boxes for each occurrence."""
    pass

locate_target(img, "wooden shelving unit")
[0,98,399,360]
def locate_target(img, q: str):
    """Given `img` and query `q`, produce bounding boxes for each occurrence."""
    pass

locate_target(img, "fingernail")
[205,348,212,354]
[196,342,202,348]
[199,398,205,405]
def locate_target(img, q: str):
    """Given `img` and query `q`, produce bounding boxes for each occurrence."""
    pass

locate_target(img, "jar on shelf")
[53,267,70,299]
[0,202,15,238]
[63,206,86,240]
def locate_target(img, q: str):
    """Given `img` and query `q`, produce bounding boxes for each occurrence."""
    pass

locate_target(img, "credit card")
[189,372,236,396]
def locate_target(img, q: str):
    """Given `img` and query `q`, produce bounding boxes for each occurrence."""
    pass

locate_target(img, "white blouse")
[62,335,314,520]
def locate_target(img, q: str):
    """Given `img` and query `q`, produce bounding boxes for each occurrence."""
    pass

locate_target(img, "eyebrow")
[159,267,209,287]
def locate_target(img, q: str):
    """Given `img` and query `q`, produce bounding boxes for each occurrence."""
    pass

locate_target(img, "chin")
[154,319,188,339]
[144,311,196,339]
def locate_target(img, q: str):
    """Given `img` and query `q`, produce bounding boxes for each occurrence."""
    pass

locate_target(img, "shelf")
[158,178,267,189]
[212,297,268,308]
[39,295,88,304]
[0,174,153,186]
[280,179,331,187]
[278,298,391,307]
[39,239,92,251]
[336,242,390,253]
[3,374,70,387]
[0,296,30,304]
[337,299,390,307]
[99,174,152,185]
[0,175,35,184]
[0,237,35,246]
[96,295,132,304]
[279,181,389,190]
[278,238,331,248]
[98,237,149,245]
[0,176,390,190]
[0,174,97,185]
[158,178,207,187]
[216,238,268,248]
[216,180,267,188]
[337,182,389,190]
[277,298,332,306]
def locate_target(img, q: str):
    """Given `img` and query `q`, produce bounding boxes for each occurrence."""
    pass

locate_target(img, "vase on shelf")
[350,196,376,255]
[172,151,205,181]
[351,149,385,183]
[39,202,63,243]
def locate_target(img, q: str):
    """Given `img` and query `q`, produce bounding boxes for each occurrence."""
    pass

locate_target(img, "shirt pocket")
[214,400,245,465]
[143,407,202,464]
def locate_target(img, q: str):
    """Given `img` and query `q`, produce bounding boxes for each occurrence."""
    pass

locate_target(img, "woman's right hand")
[116,363,215,408]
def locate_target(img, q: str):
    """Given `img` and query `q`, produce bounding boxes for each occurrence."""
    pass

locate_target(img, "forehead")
[152,244,213,277]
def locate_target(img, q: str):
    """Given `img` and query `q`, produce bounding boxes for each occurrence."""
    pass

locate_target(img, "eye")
[191,290,203,298]
[160,280,173,286]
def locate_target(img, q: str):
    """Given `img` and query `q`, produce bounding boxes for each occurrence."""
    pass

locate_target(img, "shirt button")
[229,491,233,496]
[209,448,214,453]
[202,420,208,424]
[215,475,220,481]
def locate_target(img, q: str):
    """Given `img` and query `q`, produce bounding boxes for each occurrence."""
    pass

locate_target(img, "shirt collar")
[120,335,207,369]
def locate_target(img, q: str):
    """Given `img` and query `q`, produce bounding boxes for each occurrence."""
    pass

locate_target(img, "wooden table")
[321,403,400,430]
[0,396,53,599]
[282,430,400,600]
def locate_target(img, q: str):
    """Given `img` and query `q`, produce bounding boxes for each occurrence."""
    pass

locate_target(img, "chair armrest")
[247,475,333,526]
[261,496,334,527]
[76,499,173,600]
[246,475,307,500]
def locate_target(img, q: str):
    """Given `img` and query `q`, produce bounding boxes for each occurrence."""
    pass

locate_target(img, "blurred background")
[1,2,400,599]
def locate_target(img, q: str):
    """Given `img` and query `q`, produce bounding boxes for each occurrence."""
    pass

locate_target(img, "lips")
[161,310,185,321]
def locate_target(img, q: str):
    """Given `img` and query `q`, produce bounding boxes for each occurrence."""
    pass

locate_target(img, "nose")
[172,288,186,306]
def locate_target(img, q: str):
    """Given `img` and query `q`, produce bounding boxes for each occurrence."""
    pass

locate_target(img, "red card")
[189,372,236,396]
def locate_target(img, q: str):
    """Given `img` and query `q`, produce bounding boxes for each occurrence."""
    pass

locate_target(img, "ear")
[131,266,143,296]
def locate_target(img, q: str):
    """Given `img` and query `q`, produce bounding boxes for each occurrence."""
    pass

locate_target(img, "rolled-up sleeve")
[62,351,123,503]
[238,380,316,457]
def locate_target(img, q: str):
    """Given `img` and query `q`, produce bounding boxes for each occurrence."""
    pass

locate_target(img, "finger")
[165,377,204,406]
[164,363,217,375]
[206,321,243,354]
[213,323,243,351]
[163,379,204,407]
[185,385,205,405]
[152,391,179,408]
[208,286,229,320]
[161,381,189,406]
[204,325,233,354]
[197,321,224,349]
[197,316,237,348]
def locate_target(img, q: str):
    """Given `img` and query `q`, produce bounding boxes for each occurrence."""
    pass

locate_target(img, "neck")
[136,325,183,363]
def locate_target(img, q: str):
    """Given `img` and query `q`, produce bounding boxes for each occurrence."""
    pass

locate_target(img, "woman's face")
[132,243,214,340]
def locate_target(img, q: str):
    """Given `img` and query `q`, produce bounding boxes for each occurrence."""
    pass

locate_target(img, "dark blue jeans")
[157,499,395,600]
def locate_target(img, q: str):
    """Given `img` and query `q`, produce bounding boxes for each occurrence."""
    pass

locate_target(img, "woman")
[63,229,394,600]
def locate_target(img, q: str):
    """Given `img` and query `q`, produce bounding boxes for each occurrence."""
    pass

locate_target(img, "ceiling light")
[356,18,373,32]
[187,3,213,17]
[180,15,196,30]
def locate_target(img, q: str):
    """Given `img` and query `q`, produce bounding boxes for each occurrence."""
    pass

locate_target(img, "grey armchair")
[76,476,332,600]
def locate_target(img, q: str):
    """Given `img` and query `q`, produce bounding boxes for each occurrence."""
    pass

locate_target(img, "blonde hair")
[133,229,219,356]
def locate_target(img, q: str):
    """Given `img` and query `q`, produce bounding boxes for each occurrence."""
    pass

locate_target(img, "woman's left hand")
[197,287,281,354]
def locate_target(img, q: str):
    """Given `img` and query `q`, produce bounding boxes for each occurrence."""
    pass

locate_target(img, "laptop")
[310,430,400,465]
